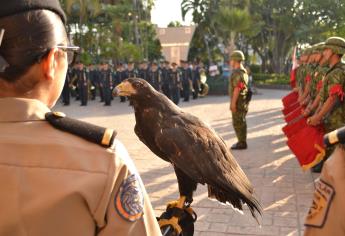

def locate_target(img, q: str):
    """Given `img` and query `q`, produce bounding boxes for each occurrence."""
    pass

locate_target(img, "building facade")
[156,26,196,63]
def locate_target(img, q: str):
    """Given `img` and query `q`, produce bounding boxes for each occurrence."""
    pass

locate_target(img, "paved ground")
[55,89,317,236]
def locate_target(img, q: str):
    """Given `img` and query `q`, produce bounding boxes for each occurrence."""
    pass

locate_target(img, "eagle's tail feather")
[207,185,262,225]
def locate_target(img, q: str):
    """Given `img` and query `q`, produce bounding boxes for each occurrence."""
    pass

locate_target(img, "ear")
[41,48,59,81]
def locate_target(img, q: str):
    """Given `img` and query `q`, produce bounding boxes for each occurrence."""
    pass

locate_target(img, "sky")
[151,0,193,27]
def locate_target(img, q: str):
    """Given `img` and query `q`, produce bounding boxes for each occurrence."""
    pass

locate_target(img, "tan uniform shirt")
[304,146,345,236]
[0,98,161,236]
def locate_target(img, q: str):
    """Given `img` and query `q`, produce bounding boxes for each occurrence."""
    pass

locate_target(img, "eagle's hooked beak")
[113,81,136,97]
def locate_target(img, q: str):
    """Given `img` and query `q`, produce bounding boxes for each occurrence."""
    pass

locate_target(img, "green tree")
[182,0,345,73]
[59,0,162,63]
[213,2,250,58]
[167,21,183,27]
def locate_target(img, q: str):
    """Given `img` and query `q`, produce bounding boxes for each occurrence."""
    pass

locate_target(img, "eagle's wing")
[154,113,261,219]
[134,124,171,162]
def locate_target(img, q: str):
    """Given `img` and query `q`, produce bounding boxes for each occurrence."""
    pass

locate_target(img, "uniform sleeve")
[96,141,161,236]
[304,147,345,235]
[232,72,245,91]
[328,70,345,102]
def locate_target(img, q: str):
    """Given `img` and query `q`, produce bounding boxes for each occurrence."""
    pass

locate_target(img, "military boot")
[231,142,248,150]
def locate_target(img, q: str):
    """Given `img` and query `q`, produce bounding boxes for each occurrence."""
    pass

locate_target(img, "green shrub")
[249,64,261,74]
[253,73,289,85]
[207,77,229,95]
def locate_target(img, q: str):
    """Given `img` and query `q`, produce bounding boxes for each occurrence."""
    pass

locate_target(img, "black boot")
[231,142,248,150]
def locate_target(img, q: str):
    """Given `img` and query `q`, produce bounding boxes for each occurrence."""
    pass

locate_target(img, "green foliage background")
[59,0,162,64]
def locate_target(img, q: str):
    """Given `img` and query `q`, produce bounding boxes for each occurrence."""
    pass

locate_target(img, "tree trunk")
[227,31,236,58]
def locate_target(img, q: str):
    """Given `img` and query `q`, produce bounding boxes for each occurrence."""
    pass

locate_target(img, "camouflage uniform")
[229,64,249,144]
[296,64,307,91]
[319,61,345,133]
[310,65,329,101]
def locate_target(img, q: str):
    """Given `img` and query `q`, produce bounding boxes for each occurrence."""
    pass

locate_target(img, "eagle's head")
[113,78,155,98]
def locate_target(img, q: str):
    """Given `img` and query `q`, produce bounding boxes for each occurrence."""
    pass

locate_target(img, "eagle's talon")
[166,200,179,209]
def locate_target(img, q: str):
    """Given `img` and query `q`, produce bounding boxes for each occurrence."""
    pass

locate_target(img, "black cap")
[0,0,67,23]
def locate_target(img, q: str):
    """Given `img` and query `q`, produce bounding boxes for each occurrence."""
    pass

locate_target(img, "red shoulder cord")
[236,82,245,90]
[316,80,323,92]
[329,84,345,101]
[305,74,311,83]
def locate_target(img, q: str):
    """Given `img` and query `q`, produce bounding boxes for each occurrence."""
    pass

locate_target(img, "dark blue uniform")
[101,69,114,106]
[75,68,88,106]
[169,70,181,105]
[138,68,149,82]
[181,67,192,102]
[88,68,98,100]
[126,68,137,78]
[61,68,72,105]
[161,67,171,98]
[148,69,161,91]
[192,66,201,99]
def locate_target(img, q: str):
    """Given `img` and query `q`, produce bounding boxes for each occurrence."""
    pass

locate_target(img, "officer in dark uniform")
[138,60,149,82]
[169,62,181,105]
[75,62,89,106]
[180,60,192,102]
[192,62,201,99]
[115,63,127,102]
[69,64,79,100]
[61,67,72,105]
[101,63,114,106]
[88,64,97,100]
[126,61,137,78]
[161,60,171,98]
[97,63,105,102]
[148,61,161,91]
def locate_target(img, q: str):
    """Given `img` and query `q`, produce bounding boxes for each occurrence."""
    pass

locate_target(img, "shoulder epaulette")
[45,112,117,148]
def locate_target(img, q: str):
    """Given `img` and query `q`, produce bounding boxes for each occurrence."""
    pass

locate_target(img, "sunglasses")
[56,45,80,65]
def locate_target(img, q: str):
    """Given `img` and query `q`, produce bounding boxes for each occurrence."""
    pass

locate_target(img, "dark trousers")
[162,85,171,99]
[98,83,104,102]
[183,84,190,101]
[62,85,70,105]
[192,82,199,99]
[104,87,112,106]
[171,87,180,105]
[79,85,88,106]
[120,96,126,102]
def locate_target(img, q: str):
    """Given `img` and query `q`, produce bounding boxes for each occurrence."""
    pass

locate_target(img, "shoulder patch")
[115,174,144,222]
[304,178,335,228]
[45,112,117,147]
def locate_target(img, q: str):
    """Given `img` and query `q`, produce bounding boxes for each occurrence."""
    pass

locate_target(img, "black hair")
[0,9,67,82]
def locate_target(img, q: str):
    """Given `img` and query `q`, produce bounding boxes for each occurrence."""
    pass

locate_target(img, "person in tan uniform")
[0,1,161,236]
[304,127,345,235]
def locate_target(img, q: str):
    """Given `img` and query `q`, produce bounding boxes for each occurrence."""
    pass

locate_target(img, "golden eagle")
[114,78,261,223]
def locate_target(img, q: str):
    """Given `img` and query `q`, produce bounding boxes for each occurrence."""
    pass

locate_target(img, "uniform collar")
[0,97,51,122]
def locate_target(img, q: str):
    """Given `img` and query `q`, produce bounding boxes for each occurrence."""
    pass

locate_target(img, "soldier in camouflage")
[303,43,329,117]
[307,37,345,170]
[295,48,310,98]
[229,50,250,150]
[308,37,345,130]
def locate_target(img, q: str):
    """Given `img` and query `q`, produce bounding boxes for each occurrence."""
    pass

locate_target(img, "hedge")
[252,73,290,85]
[207,73,289,95]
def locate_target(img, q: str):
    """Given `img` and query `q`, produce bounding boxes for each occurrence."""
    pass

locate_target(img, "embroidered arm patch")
[304,178,335,228]
[115,174,144,222]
